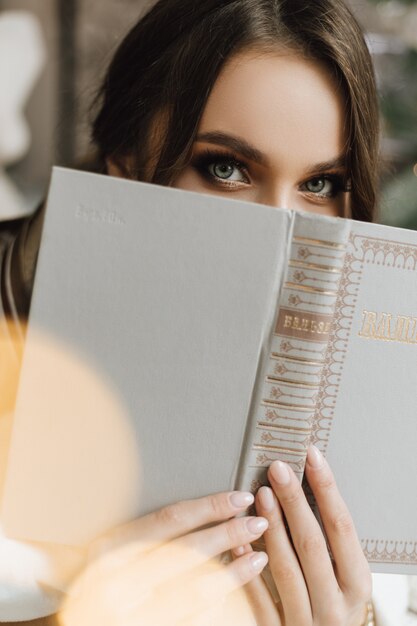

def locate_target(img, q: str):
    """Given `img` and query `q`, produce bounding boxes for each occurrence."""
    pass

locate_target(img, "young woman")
[0,0,380,624]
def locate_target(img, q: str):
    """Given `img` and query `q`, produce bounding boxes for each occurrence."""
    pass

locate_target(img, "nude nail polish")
[250,552,268,573]
[307,444,324,468]
[270,460,291,485]
[258,486,274,512]
[246,517,268,534]
[230,491,255,508]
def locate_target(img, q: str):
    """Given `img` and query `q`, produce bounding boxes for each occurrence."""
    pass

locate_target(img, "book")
[2,167,417,574]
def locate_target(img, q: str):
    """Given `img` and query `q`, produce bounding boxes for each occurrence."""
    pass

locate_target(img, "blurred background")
[0,0,416,226]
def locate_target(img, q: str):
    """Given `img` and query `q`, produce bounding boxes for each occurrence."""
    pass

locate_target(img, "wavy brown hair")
[92,0,380,222]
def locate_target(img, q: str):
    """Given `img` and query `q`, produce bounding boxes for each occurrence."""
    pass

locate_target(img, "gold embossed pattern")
[309,233,417,565]
[243,233,348,494]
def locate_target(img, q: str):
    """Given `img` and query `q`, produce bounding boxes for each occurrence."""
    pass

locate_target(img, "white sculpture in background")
[0,11,45,220]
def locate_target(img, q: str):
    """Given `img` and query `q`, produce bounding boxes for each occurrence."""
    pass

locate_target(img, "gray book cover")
[2,168,417,574]
[2,168,291,544]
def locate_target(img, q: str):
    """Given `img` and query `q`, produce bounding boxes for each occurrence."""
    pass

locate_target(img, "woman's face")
[175,51,350,217]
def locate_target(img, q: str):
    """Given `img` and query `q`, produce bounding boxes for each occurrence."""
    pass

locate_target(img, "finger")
[61,539,267,626]
[305,445,372,599]
[232,543,282,626]
[90,490,255,560]
[61,552,268,626]
[268,460,339,612]
[255,486,310,626]
[142,550,269,625]
[128,514,269,590]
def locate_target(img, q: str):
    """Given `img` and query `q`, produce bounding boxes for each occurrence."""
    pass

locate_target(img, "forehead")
[198,51,347,169]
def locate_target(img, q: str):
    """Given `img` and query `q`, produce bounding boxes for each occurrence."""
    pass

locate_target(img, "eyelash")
[190,149,351,199]
[191,150,250,186]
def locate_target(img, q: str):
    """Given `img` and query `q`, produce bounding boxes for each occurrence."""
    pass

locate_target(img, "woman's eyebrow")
[195,132,347,176]
[305,155,347,175]
[195,131,268,166]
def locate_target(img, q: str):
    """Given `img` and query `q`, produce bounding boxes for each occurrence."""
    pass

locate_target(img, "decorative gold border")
[243,230,349,493]
[284,282,339,296]
[289,260,343,273]
[311,233,417,565]
[261,400,315,413]
[351,235,417,269]
[293,236,347,250]
[253,444,305,455]
[262,399,317,411]
[257,422,311,433]
[271,352,325,365]
[362,538,417,564]
[266,376,320,388]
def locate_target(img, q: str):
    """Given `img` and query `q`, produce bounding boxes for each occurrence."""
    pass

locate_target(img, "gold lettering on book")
[276,308,333,342]
[358,310,417,344]
[283,316,331,334]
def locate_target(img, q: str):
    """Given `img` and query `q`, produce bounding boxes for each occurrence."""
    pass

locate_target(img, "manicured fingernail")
[307,445,324,468]
[257,486,274,512]
[250,551,268,573]
[232,545,245,557]
[270,460,291,485]
[246,516,268,534]
[230,491,254,508]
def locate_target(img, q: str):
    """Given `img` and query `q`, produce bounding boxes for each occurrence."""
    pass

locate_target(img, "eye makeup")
[190,149,250,189]
[300,172,351,201]
[189,147,352,201]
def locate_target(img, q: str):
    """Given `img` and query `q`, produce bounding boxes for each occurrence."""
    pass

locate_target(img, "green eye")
[191,150,250,186]
[301,176,344,198]
[306,178,328,193]
[210,163,235,179]
[208,161,246,182]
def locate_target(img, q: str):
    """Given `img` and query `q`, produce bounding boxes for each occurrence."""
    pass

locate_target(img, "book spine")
[236,211,351,493]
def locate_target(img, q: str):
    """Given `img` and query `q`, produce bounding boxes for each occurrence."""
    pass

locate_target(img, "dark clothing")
[0,205,44,326]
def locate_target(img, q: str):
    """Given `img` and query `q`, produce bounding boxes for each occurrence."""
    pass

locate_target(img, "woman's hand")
[59,491,269,626]
[241,445,372,626]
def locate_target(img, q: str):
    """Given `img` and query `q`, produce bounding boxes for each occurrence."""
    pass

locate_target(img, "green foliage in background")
[380,49,417,145]
[381,169,417,229]
[368,0,417,228]
[368,0,417,6]
[379,44,417,228]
